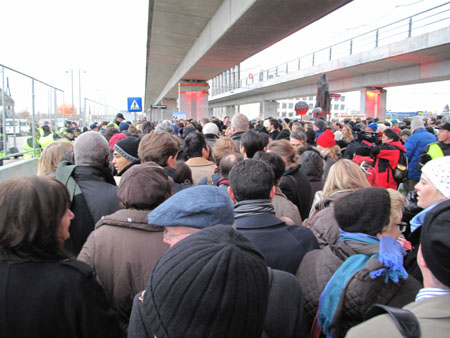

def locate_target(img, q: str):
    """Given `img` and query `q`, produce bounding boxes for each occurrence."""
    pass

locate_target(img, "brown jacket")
[272,186,302,225]
[309,190,352,248]
[78,209,168,328]
[185,157,215,185]
[297,240,421,337]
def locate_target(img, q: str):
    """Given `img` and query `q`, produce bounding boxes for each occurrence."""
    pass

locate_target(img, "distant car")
[19,120,30,136]
[5,119,19,135]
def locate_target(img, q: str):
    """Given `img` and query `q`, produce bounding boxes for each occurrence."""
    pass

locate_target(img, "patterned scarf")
[233,199,275,219]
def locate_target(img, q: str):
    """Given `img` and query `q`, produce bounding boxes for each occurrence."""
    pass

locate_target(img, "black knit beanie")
[420,199,450,287]
[334,187,391,236]
[143,225,269,338]
[113,137,140,163]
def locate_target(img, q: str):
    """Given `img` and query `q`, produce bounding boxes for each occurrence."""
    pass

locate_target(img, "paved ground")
[1,135,28,167]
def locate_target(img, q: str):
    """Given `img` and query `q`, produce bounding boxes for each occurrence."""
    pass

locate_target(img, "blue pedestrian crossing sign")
[127,97,142,112]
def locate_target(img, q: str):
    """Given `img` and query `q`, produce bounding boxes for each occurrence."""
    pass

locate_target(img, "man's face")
[332,122,340,131]
[112,150,131,173]
[290,137,304,149]
[438,129,450,144]
[224,117,230,126]
[162,226,199,247]
[66,132,75,140]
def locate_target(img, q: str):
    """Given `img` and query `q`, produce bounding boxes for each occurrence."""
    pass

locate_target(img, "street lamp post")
[78,69,86,127]
[66,69,74,123]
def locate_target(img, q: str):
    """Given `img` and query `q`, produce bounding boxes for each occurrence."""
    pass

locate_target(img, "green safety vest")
[38,133,55,149]
[0,132,4,158]
[427,143,444,159]
[23,137,41,159]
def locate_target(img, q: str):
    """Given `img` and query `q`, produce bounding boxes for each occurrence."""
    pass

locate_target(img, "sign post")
[127,97,142,124]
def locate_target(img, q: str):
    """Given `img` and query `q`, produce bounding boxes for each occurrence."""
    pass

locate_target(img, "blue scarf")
[410,202,440,233]
[318,230,408,337]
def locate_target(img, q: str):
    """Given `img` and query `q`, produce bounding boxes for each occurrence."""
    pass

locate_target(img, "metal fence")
[0,64,65,162]
[211,1,450,96]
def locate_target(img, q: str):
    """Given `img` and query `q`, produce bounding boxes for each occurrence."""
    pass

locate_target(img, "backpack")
[392,150,408,184]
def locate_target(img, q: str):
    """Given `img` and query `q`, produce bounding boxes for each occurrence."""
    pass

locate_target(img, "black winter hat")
[143,225,269,338]
[113,137,140,163]
[334,187,391,236]
[420,199,450,287]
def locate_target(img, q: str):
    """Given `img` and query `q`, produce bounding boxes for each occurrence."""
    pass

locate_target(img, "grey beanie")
[410,116,425,134]
[156,120,174,133]
[74,131,109,166]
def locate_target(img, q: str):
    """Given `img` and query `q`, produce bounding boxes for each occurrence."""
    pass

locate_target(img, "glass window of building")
[334,104,339,110]
[340,104,345,110]
[341,96,345,102]
[282,103,287,109]
[289,103,293,109]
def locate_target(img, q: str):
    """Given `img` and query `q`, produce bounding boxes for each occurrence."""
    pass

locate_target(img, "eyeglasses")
[397,222,407,233]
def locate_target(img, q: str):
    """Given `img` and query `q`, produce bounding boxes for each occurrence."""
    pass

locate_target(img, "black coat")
[235,213,319,274]
[0,259,123,338]
[57,163,121,255]
[128,267,309,338]
[280,165,312,221]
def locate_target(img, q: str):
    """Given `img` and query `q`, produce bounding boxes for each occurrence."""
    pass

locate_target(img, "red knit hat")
[317,129,335,148]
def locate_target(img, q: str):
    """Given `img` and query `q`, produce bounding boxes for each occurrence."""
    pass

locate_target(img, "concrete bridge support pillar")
[161,98,177,120]
[179,80,209,121]
[226,105,236,117]
[360,88,387,120]
[260,100,278,119]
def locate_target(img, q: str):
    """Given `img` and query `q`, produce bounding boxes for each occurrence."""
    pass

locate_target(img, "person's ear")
[269,185,276,200]
[167,155,176,169]
[202,147,210,159]
[227,186,236,202]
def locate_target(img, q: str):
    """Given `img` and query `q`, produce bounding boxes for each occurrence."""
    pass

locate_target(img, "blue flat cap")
[147,185,234,228]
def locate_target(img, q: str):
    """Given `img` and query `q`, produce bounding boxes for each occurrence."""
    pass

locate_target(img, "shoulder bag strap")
[366,303,420,338]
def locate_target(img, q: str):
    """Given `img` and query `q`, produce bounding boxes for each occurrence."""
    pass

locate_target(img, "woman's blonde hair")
[37,140,73,176]
[267,139,299,166]
[342,125,354,142]
[323,159,370,198]
[383,188,405,231]
[212,137,238,166]
[319,145,341,162]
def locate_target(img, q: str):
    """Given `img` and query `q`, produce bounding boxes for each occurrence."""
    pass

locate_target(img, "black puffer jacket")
[297,240,421,337]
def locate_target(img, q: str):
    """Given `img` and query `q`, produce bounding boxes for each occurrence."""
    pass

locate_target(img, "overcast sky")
[1,0,449,115]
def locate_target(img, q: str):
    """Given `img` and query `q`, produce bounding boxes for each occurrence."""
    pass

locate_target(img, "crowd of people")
[1,111,450,338]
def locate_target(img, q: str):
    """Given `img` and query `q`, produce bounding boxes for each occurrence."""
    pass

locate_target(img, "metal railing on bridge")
[210,1,450,97]
[0,64,65,162]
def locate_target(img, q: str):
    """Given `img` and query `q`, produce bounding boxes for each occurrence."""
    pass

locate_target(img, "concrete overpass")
[144,0,352,114]
[208,4,450,119]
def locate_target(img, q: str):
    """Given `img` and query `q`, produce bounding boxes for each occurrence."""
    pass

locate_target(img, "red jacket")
[373,141,406,189]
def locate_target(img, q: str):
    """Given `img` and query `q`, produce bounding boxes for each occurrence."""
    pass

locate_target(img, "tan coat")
[272,187,302,225]
[346,294,450,338]
[78,209,168,328]
[185,157,215,185]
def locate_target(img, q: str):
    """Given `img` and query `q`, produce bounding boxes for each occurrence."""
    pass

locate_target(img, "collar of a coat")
[235,212,285,229]
[185,157,214,167]
[95,209,163,232]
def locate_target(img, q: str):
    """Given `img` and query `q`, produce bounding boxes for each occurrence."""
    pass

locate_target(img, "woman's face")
[57,208,75,246]
[415,173,446,208]
[381,133,393,144]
